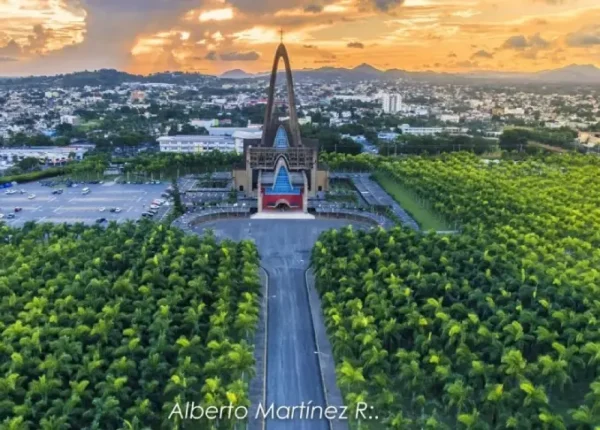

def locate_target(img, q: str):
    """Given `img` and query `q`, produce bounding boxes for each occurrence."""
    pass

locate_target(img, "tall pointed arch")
[274,125,289,149]
[261,43,302,147]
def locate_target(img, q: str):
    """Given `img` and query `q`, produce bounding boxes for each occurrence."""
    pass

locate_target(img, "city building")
[0,146,88,164]
[60,115,80,126]
[157,135,239,153]
[578,131,600,148]
[439,114,460,123]
[399,124,467,136]
[233,42,328,213]
[381,93,402,114]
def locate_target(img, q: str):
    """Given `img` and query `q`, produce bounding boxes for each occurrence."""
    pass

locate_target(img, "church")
[232,42,329,213]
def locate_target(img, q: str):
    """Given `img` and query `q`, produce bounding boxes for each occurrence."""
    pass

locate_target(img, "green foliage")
[312,153,600,428]
[122,151,243,179]
[171,179,185,216]
[383,134,498,155]
[500,127,579,152]
[319,152,379,171]
[0,221,261,429]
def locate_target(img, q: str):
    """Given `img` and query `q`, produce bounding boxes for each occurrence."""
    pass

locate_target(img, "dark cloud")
[456,60,477,68]
[448,52,457,58]
[529,33,549,48]
[303,44,317,48]
[471,49,493,59]
[0,40,22,57]
[501,33,549,50]
[502,35,528,49]
[371,0,405,12]
[229,0,315,13]
[0,56,18,62]
[347,42,364,49]
[304,4,323,13]
[220,51,260,61]
[27,25,53,54]
[205,51,218,61]
[314,59,336,64]
[566,26,600,46]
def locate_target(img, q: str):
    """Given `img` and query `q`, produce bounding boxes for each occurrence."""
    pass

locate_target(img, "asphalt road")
[331,173,420,230]
[194,219,365,430]
[0,181,167,226]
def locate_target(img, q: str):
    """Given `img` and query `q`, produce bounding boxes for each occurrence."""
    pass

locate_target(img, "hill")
[221,63,600,84]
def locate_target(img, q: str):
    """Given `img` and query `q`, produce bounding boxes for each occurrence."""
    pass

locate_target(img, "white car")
[0,214,4,219]
[114,208,122,213]
[99,207,106,212]
[150,204,160,210]
[5,190,15,195]
[27,194,36,200]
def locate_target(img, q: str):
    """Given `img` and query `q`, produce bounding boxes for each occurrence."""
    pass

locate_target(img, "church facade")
[232,43,329,213]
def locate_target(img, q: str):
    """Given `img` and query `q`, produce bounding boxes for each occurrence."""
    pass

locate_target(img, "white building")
[158,136,237,154]
[331,94,373,102]
[439,114,460,123]
[505,107,525,116]
[232,130,262,153]
[400,124,467,136]
[0,146,88,164]
[190,119,219,129]
[382,93,402,114]
[60,115,80,126]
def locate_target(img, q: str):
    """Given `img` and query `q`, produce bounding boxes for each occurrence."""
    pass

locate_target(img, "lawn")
[373,171,451,231]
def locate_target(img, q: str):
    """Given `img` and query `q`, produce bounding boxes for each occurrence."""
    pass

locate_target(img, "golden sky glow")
[1,0,600,76]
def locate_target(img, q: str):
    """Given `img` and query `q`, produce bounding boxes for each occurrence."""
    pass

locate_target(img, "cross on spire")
[279,28,284,43]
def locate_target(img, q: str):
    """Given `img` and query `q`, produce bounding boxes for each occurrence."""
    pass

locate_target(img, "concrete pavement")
[193,219,367,430]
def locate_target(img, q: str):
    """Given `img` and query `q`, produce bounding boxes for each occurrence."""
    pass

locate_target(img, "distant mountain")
[220,69,253,79]
[0,69,217,88]
[535,64,600,83]
[221,63,600,84]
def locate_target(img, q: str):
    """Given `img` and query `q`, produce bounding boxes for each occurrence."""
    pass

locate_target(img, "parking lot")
[0,181,169,226]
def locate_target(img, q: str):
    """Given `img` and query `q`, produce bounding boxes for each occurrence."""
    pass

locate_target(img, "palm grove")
[313,153,600,429]
[0,221,261,429]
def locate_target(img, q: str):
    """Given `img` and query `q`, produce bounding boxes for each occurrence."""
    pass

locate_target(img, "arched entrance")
[275,199,291,211]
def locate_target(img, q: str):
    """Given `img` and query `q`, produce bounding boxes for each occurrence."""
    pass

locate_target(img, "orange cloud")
[1,0,600,76]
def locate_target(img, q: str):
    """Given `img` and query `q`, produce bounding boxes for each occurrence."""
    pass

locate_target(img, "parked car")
[96,218,107,223]
[14,207,22,212]
[114,207,122,213]
[150,204,160,210]
[7,213,15,219]
[27,194,36,200]
[99,207,106,212]
[5,190,16,195]
[52,189,63,195]
[148,209,158,215]
[141,212,154,218]
[81,187,90,195]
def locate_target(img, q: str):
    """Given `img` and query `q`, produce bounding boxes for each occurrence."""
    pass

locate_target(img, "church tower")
[232,41,329,213]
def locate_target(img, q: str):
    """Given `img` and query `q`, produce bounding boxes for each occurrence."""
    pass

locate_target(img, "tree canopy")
[0,221,261,429]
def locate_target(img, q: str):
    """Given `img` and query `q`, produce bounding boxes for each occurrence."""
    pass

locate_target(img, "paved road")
[194,219,366,430]
[331,173,419,230]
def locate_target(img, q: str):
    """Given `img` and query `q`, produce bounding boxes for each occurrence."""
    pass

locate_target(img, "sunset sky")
[1,0,600,76]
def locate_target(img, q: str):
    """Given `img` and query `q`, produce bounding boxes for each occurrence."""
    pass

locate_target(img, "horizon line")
[0,63,598,80]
